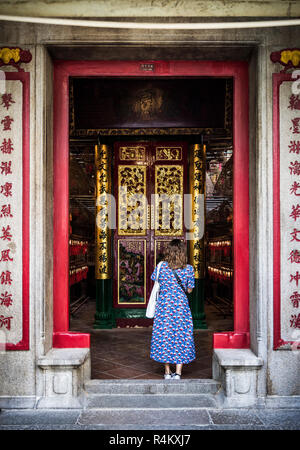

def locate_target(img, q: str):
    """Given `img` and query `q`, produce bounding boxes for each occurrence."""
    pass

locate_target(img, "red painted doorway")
[52,60,249,350]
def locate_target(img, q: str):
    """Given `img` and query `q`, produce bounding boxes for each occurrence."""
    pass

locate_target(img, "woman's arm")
[187,265,195,294]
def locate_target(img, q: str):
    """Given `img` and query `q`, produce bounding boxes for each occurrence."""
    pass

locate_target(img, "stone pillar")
[94,143,115,329]
[189,143,207,329]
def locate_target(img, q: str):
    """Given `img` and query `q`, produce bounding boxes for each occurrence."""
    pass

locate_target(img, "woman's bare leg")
[165,363,171,374]
[176,363,183,375]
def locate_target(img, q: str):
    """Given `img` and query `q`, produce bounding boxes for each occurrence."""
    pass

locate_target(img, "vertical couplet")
[189,143,207,329]
[94,144,114,328]
[95,144,111,279]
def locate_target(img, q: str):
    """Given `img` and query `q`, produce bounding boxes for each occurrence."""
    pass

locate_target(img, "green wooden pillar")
[94,279,114,329]
[93,143,115,329]
[189,143,207,329]
[190,279,207,329]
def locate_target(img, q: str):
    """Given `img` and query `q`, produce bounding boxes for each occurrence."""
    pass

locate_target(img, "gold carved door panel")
[113,141,188,310]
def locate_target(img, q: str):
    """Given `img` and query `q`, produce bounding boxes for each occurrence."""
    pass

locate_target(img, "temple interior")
[68,76,234,379]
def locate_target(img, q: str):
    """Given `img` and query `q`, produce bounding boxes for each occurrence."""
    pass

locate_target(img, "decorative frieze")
[0,47,32,70]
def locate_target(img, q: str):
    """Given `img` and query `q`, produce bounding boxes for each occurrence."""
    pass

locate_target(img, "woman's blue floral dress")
[150,261,196,364]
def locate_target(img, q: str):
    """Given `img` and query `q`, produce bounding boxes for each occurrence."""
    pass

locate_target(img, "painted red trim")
[53,331,90,348]
[273,72,281,350]
[5,71,30,351]
[272,72,299,350]
[53,60,250,349]
[233,63,250,334]
[53,64,70,335]
[213,332,250,349]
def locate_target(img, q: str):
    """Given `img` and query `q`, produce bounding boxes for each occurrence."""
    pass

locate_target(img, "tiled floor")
[70,300,233,380]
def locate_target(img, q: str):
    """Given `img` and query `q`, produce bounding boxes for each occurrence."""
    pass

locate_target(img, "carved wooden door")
[113,141,188,313]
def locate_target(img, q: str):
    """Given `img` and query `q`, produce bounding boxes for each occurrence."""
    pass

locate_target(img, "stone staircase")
[80,379,223,427]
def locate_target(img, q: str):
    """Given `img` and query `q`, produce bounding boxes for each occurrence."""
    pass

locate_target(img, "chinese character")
[290,313,300,328]
[0,225,12,241]
[0,249,13,262]
[0,291,13,307]
[289,161,300,175]
[0,138,14,154]
[98,173,108,183]
[290,181,300,196]
[0,271,12,285]
[0,183,12,197]
[288,140,300,154]
[290,118,300,134]
[0,315,13,330]
[0,161,12,176]
[99,254,107,263]
[1,116,13,131]
[290,291,300,308]
[290,271,300,286]
[290,204,300,221]
[289,94,300,110]
[0,204,12,218]
[1,93,15,110]
[288,250,300,263]
[290,228,300,242]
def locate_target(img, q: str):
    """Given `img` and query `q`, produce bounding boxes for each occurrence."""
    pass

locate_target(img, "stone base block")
[0,396,36,409]
[213,349,263,408]
[36,348,90,409]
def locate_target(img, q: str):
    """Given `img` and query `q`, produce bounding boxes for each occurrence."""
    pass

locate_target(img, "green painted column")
[189,143,207,329]
[190,279,207,329]
[93,143,115,329]
[94,279,114,329]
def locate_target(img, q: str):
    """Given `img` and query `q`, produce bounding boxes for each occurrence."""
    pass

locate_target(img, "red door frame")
[52,60,249,349]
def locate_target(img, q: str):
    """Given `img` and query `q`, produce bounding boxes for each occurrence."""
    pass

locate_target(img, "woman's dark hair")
[164,239,187,270]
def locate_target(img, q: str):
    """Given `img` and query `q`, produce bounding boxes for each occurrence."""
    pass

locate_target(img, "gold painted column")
[94,143,114,328]
[95,144,111,279]
[189,143,207,329]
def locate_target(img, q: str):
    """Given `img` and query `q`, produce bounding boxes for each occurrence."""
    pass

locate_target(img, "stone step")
[84,379,220,395]
[84,393,218,409]
[78,407,213,426]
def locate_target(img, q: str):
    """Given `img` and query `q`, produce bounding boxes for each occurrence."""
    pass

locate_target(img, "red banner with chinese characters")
[0,71,30,350]
[273,71,300,350]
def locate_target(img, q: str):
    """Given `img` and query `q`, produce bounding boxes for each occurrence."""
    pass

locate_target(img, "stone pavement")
[0,407,299,430]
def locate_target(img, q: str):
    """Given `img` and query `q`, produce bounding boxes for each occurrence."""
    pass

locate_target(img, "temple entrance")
[68,132,234,378]
[52,60,249,378]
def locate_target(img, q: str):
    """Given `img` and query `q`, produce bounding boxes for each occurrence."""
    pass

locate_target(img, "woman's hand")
[187,288,193,294]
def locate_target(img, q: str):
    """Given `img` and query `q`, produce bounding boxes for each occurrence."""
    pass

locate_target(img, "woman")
[150,239,196,380]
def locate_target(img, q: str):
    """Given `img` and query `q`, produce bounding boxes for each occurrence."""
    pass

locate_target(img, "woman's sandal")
[172,373,181,380]
[164,372,173,380]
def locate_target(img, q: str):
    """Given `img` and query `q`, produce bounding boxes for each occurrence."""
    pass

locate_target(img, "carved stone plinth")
[37,348,90,408]
[213,349,263,407]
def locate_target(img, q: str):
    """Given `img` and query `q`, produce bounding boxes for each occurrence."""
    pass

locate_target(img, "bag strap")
[155,261,163,282]
[172,269,187,295]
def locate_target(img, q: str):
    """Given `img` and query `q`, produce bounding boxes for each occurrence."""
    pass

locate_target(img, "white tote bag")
[146,261,163,319]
